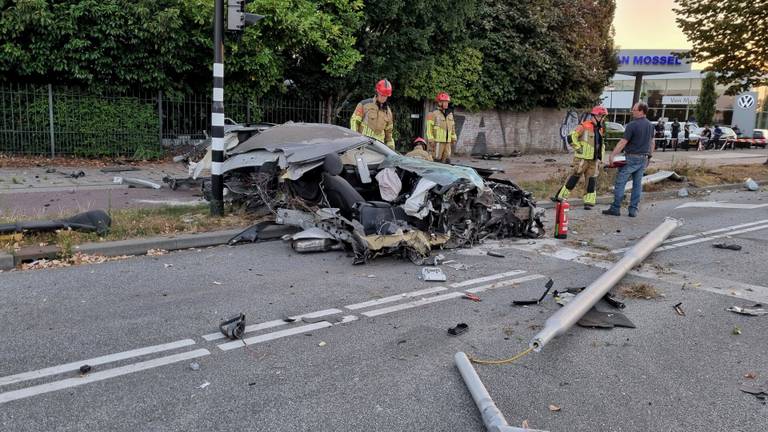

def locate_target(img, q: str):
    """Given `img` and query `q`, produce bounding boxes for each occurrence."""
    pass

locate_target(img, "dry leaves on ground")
[21,253,131,270]
[618,283,661,299]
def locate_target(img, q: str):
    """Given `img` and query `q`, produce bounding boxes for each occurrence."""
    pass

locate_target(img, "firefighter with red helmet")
[552,105,608,209]
[405,137,433,161]
[426,92,457,163]
[350,79,396,149]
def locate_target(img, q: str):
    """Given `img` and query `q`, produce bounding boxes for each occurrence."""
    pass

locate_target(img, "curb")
[537,180,768,209]
[0,224,296,271]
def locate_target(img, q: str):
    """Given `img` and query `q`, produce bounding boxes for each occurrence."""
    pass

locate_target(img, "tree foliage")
[674,0,768,95]
[695,72,717,125]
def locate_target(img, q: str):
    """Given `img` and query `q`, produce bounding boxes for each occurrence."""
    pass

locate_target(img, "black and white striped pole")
[210,0,264,216]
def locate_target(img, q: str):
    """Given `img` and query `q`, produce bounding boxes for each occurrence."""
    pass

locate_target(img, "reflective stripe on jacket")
[426,109,456,144]
[350,98,395,148]
[569,120,605,160]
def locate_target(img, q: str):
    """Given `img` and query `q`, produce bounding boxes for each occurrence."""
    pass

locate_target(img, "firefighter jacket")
[426,109,457,145]
[569,120,605,161]
[350,98,395,149]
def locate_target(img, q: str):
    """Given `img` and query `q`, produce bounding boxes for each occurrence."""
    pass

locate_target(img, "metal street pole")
[210,0,226,216]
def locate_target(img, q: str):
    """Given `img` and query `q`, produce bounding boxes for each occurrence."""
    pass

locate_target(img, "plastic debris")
[674,303,686,316]
[487,251,505,258]
[448,323,469,336]
[733,326,742,335]
[554,292,576,306]
[113,176,162,189]
[713,243,742,251]
[422,267,447,282]
[79,365,92,375]
[726,306,767,316]
[677,188,689,198]
[318,341,327,347]
[548,404,561,412]
[199,382,210,389]
[190,362,200,371]
[576,307,636,329]
[463,293,482,302]
[513,279,554,306]
[745,178,759,191]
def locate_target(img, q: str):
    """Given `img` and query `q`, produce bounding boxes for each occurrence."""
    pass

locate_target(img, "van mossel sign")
[661,96,698,105]
[616,49,692,74]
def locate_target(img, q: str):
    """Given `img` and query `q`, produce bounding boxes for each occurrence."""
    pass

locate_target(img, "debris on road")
[745,178,759,191]
[113,176,162,189]
[463,293,482,302]
[554,291,576,306]
[21,252,130,271]
[713,243,742,251]
[422,267,447,282]
[577,307,635,329]
[448,323,469,336]
[487,251,506,258]
[548,404,561,412]
[318,341,327,347]
[726,305,767,316]
[739,382,768,396]
[100,166,140,173]
[733,326,742,335]
[513,279,554,306]
[445,262,469,271]
[199,382,210,389]
[162,175,206,190]
[619,283,661,300]
[146,249,168,256]
[0,209,112,236]
[744,372,758,380]
[219,313,246,340]
[189,362,200,371]
[614,170,686,192]
[79,365,92,375]
[674,303,686,316]
[529,218,681,351]
[677,188,689,198]
[480,153,503,160]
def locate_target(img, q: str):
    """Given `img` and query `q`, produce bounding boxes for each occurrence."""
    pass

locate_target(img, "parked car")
[694,126,738,149]
[753,129,768,148]
[191,123,544,264]
[651,121,700,149]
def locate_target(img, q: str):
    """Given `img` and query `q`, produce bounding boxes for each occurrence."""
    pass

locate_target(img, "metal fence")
[0,84,358,159]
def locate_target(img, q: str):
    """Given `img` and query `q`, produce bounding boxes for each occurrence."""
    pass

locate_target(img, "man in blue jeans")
[603,102,655,217]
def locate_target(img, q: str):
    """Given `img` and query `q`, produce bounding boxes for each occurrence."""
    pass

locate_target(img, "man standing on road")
[426,92,457,163]
[671,119,680,151]
[350,79,396,150]
[655,120,666,152]
[603,102,655,217]
[552,105,607,210]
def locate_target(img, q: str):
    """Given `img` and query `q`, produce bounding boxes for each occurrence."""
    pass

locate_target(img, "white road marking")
[610,219,768,254]
[202,308,344,341]
[217,316,357,351]
[0,339,196,388]
[675,201,768,210]
[345,287,448,310]
[362,292,465,318]
[0,349,210,405]
[449,270,527,288]
[655,224,768,251]
[465,274,546,294]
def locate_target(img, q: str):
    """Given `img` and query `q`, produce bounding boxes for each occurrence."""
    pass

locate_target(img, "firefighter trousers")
[555,157,600,205]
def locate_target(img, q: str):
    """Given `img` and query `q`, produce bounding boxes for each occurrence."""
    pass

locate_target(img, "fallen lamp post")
[530,217,682,352]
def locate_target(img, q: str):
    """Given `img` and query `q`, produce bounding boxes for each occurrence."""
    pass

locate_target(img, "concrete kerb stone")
[537,180,768,209]
[0,253,14,271]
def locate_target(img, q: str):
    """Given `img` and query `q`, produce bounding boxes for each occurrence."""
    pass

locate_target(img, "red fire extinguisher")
[554,200,569,239]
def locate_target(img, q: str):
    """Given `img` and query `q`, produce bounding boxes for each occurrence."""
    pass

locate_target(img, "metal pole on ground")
[530,217,682,352]
[48,84,55,158]
[454,352,549,432]
[210,0,226,216]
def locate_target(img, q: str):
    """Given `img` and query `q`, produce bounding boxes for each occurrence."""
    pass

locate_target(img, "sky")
[613,0,691,50]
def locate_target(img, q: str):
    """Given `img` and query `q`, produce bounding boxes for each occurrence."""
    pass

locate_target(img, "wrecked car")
[193,122,544,264]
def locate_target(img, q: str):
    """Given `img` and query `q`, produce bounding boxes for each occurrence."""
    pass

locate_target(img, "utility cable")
[468,346,533,366]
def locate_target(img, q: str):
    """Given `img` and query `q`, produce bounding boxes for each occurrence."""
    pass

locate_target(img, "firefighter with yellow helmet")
[350,79,395,149]
[552,105,608,209]
[426,92,457,163]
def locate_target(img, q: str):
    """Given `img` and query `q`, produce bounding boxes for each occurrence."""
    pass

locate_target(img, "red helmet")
[591,105,608,116]
[375,79,393,97]
[436,92,451,102]
[412,137,427,146]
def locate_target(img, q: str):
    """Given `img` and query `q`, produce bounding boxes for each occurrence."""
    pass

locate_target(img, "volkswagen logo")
[737,94,755,109]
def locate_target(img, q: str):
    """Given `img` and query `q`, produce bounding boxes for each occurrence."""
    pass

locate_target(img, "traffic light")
[227,0,264,31]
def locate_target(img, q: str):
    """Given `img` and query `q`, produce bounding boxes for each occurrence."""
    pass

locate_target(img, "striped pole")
[210,0,225,216]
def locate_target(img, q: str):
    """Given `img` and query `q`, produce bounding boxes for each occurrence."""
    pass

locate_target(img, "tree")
[695,72,717,125]
[674,0,768,94]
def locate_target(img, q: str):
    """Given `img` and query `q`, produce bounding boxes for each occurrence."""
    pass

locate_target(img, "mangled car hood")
[229,123,373,164]
[380,154,485,190]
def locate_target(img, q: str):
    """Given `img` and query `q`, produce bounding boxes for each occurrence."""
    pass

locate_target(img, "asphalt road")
[1,189,767,432]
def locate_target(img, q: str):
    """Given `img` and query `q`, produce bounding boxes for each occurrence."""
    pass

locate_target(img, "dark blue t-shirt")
[623,117,654,154]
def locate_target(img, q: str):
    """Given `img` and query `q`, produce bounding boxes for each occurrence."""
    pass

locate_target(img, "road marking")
[202,308,344,341]
[217,316,357,351]
[0,349,210,405]
[362,292,465,318]
[610,219,768,254]
[345,287,448,310]
[449,270,527,288]
[0,339,196,388]
[675,201,768,210]
[655,224,768,251]
[465,274,546,294]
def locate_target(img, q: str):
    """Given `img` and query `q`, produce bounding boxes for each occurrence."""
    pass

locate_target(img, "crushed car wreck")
[191,122,544,264]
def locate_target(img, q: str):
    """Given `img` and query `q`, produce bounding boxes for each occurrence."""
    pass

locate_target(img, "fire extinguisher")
[554,200,569,239]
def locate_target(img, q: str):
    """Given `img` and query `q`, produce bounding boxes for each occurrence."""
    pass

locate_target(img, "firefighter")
[552,105,608,210]
[426,92,457,163]
[405,137,433,161]
[350,79,395,149]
